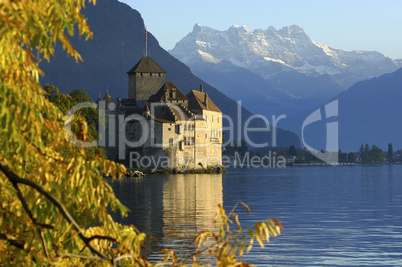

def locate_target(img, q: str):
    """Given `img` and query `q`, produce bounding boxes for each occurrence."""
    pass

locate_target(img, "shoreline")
[291,162,402,167]
[125,165,226,177]
[123,162,401,177]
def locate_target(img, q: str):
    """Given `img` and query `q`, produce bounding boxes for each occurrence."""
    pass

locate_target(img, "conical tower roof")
[127,56,166,74]
[143,102,150,112]
[102,93,116,109]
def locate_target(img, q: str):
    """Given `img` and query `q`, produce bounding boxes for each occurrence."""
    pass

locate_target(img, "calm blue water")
[112,165,402,266]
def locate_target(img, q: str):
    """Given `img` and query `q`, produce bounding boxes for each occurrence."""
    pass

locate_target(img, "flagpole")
[145,26,147,57]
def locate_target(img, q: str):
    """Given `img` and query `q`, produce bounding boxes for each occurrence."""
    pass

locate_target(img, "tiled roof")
[127,56,166,74]
[148,104,176,124]
[187,90,221,113]
[148,103,199,124]
[120,98,137,106]
[100,93,116,109]
[148,82,188,103]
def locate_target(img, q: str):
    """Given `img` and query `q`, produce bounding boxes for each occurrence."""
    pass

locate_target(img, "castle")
[98,56,223,171]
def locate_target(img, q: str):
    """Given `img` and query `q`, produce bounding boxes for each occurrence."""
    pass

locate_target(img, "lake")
[111,165,402,266]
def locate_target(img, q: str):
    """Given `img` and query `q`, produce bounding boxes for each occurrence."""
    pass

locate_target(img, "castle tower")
[127,57,166,107]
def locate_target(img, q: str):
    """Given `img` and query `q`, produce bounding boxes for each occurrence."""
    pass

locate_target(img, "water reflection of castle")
[112,174,223,256]
[162,174,223,240]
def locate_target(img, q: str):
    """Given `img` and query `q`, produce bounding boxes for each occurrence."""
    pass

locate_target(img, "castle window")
[175,125,181,134]
[179,141,183,151]
[183,137,195,146]
[169,138,173,146]
[185,124,194,131]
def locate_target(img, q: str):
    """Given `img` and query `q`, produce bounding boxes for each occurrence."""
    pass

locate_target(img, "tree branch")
[86,235,117,243]
[26,137,66,164]
[0,233,24,250]
[0,161,112,263]
[9,178,53,229]
[55,253,106,261]
[113,254,146,267]
[39,230,51,260]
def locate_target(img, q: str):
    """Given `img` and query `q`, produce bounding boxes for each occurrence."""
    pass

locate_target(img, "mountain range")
[170,24,401,117]
[280,67,402,152]
[39,0,299,149]
[39,0,401,152]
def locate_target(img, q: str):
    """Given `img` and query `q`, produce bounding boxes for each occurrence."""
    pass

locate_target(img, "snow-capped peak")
[170,24,399,85]
[230,24,251,32]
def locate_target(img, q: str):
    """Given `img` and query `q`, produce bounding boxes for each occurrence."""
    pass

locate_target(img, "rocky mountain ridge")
[171,24,399,86]
[39,0,300,148]
[280,67,402,151]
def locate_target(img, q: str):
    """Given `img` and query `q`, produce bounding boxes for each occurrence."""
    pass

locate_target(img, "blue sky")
[119,0,402,59]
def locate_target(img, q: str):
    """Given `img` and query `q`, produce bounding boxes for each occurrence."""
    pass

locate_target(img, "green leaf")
[31,33,41,48]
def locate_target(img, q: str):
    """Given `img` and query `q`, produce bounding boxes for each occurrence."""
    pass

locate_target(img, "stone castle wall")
[128,72,165,101]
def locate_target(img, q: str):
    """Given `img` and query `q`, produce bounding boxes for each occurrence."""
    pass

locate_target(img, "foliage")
[369,145,384,163]
[296,148,322,163]
[393,149,402,163]
[288,145,297,157]
[359,144,384,163]
[43,84,106,158]
[223,139,265,159]
[361,144,370,163]
[0,0,144,265]
[388,143,393,163]
[338,150,357,163]
[0,0,282,266]
[161,202,283,266]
